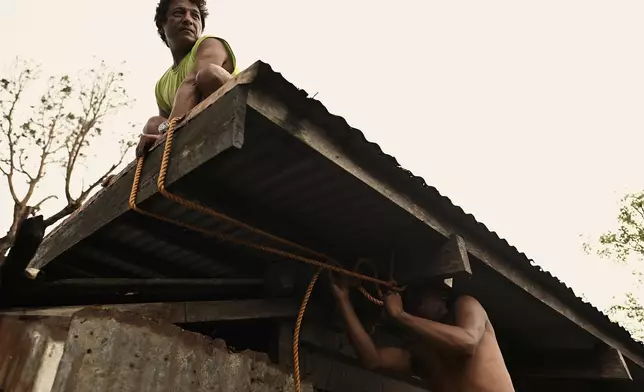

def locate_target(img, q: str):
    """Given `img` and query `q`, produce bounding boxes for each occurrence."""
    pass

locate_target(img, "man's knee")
[144,116,166,134]
[195,64,232,96]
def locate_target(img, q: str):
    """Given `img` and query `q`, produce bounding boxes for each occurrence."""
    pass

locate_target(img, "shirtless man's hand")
[384,291,405,319]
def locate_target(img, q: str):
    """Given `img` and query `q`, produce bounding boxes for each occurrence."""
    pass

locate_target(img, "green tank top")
[155,35,239,115]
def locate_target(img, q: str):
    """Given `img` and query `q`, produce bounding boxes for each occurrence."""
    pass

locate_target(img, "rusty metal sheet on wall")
[0,316,68,392]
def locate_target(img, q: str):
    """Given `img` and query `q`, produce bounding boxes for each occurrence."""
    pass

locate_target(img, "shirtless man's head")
[404,279,450,321]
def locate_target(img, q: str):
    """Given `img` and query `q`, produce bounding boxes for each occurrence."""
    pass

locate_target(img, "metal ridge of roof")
[247,61,644,352]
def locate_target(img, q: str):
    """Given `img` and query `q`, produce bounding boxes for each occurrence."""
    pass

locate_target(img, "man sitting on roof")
[136,0,238,157]
[329,274,515,392]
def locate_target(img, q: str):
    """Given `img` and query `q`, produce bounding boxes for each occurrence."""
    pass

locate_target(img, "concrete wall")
[52,308,311,392]
[0,308,311,392]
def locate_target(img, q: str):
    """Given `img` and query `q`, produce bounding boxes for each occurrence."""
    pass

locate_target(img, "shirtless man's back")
[329,275,515,392]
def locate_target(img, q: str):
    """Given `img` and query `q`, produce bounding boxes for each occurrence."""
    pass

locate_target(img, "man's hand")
[329,271,352,301]
[135,117,166,158]
[135,133,160,158]
[384,291,405,320]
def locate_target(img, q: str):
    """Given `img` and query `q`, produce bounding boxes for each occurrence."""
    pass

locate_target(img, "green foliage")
[595,192,644,262]
[586,191,644,341]
[607,293,644,342]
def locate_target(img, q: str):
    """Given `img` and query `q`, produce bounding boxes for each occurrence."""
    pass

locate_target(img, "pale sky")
[1,0,643,314]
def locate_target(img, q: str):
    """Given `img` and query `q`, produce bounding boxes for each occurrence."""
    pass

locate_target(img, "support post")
[396,234,472,285]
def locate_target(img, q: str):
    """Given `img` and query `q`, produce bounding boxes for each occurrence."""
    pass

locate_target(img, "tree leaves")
[608,292,644,342]
[590,192,644,262]
[586,191,644,342]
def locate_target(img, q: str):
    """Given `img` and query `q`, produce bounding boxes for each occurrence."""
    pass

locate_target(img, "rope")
[129,117,403,392]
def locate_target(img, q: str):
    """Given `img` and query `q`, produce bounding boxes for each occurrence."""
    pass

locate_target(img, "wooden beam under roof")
[507,345,632,381]
[396,234,472,285]
[0,298,299,323]
[514,378,642,392]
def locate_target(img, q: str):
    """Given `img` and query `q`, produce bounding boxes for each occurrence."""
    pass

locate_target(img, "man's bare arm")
[168,72,198,119]
[194,38,234,74]
[168,38,233,119]
[334,292,412,376]
[395,295,487,357]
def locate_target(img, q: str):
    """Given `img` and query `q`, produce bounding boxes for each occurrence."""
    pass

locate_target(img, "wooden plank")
[277,322,391,392]
[285,323,424,392]
[246,86,644,369]
[42,278,263,289]
[514,378,643,392]
[298,323,428,390]
[277,322,294,371]
[28,86,249,271]
[324,358,384,392]
[397,234,472,285]
[2,278,266,307]
[0,216,45,288]
[0,303,186,322]
[184,298,299,322]
[508,346,632,380]
[626,357,644,381]
[0,298,299,324]
[304,351,334,391]
[276,321,424,391]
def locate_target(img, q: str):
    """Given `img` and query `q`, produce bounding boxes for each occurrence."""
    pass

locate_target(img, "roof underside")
[14,62,644,374]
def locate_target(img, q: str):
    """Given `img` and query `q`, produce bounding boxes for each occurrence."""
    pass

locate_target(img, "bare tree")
[0,58,136,258]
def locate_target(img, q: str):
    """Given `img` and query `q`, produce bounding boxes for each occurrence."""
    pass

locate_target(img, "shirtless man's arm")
[386,293,487,357]
[330,274,412,377]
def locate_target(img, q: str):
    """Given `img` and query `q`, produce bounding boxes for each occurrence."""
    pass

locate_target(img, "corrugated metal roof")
[243,62,644,353]
[23,61,644,360]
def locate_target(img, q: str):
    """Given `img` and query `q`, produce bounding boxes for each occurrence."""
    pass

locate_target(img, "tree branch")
[0,71,29,203]
[16,149,35,182]
[1,60,132,245]
[43,203,79,228]
[77,143,130,203]
[33,195,58,211]
[632,203,644,224]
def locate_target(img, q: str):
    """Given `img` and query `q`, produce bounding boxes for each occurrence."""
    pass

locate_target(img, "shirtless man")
[136,0,238,157]
[329,274,515,392]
